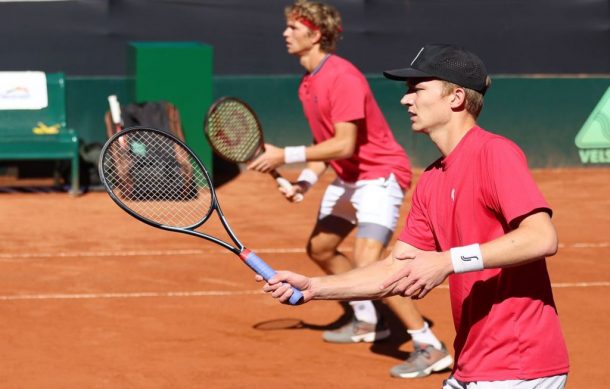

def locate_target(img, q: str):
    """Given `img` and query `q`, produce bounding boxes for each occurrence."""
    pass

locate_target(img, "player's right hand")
[255,271,313,304]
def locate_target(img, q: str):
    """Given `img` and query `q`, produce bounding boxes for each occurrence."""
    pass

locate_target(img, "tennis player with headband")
[258,43,570,388]
[247,0,452,378]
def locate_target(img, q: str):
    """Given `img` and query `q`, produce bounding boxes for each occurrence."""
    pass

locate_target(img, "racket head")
[204,97,265,163]
[98,126,215,230]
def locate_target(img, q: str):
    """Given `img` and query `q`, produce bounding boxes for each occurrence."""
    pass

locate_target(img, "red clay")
[0,167,608,388]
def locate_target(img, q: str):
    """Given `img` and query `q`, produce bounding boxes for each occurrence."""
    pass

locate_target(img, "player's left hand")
[247,144,284,173]
[380,251,453,299]
[278,183,305,203]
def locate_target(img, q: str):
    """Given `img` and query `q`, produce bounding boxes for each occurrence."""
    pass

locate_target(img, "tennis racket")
[98,126,303,305]
[204,97,303,202]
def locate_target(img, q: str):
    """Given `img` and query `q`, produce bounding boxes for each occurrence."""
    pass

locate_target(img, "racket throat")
[238,248,252,261]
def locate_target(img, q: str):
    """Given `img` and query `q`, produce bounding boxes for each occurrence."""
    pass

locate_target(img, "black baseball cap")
[383,44,489,94]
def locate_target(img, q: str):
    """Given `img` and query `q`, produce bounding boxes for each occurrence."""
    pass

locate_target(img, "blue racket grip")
[241,250,303,305]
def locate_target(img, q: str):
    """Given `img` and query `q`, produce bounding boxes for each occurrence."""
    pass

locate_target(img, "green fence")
[65,74,610,169]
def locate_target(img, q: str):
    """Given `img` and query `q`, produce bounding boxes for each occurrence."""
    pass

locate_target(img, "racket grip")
[274,175,304,203]
[108,95,122,126]
[242,250,303,305]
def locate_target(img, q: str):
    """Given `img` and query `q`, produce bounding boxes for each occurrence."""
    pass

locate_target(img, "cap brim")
[383,67,432,81]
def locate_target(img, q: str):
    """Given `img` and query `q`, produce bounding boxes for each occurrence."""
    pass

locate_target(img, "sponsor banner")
[575,86,610,164]
[0,71,48,110]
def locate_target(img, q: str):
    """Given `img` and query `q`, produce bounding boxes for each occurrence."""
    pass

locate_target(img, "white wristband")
[450,243,484,274]
[297,168,318,187]
[284,146,307,164]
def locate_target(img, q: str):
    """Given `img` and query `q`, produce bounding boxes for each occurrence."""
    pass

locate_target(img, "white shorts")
[318,173,404,245]
[442,374,568,389]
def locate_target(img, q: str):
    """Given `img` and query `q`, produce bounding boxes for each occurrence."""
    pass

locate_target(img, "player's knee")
[306,241,335,264]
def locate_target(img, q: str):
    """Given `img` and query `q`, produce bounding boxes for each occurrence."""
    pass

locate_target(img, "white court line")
[0,248,306,261]
[551,281,610,288]
[437,281,610,289]
[0,282,608,302]
[564,243,610,248]
[0,242,608,261]
[0,290,263,301]
[0,244,608,301]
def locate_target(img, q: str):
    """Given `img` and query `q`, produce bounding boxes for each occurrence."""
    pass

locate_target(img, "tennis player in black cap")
[258,43,569,388]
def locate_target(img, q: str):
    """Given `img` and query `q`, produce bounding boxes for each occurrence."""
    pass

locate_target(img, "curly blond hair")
[285,0,343,52]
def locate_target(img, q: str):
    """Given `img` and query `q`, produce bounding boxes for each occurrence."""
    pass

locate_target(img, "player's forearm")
[285,121,357,163]
[480,212,558,269]
[309,258,401,300]
[303,137,355,161]
[450,212,558,274]
[305,161,327,176]
[284,140,352,165]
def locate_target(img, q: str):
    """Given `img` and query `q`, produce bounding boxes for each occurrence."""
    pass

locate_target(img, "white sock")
[350,300,377,324]
[407,322,442,350]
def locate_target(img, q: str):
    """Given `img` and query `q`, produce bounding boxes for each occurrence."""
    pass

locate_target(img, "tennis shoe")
[322,317,391,343]
[390,342,453,378]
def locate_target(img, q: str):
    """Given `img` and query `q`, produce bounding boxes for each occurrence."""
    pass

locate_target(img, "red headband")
[294,15,343,33]
[297,16,319,31]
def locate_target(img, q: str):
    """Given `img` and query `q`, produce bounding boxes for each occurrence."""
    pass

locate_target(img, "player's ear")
[450,87,466,109]
[309,29,322,44]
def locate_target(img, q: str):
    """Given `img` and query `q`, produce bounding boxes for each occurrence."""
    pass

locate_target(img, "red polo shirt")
[298,54,412,189]
[398,126,569,381]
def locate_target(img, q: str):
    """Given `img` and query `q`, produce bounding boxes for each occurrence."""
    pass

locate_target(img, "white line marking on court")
[0,249,207,260]
[198,277,244,287]
[0,282,608,302]
[550,281,610,288]
[0,290,263,301]
[435,281,610,289]
[0,242,608,261]
[561,242,610,248]
[0,248,307,261]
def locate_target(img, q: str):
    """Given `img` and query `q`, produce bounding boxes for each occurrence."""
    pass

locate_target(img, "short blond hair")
[441,77,491,118]
[285,0,343,53]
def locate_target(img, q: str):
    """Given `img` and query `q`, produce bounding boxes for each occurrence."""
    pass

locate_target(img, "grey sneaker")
[390,342,453,378]
[322,317,391,343]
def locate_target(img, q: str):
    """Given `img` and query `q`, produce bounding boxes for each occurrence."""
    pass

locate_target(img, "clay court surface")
[0,167,608,388]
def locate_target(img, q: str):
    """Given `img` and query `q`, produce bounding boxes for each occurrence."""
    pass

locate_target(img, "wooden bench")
[0,72,80,195]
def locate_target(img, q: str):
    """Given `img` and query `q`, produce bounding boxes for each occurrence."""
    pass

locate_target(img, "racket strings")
[206,100,262,162]
[102,131,213,228]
